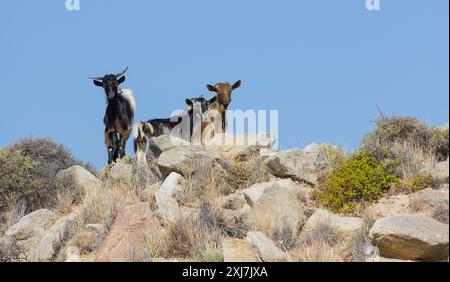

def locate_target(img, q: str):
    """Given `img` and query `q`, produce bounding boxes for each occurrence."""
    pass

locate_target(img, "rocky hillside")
[0,130,448,262]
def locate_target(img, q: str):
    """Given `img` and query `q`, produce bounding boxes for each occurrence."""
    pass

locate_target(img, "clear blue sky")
[0,0,448,169]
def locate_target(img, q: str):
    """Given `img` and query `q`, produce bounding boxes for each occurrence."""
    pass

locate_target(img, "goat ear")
[93,80,104,87]
[185,99,193,106]
[232,80,241,90]
[117,75,126,85]
[207,84,217,92]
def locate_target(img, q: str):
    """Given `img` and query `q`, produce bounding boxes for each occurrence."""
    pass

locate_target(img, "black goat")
[90,67,136,164]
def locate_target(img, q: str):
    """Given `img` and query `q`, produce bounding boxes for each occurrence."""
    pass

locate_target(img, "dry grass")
[227,147,270,190]
[56,189,75,215]
[192,245,223,262]
[1,201,26,235]
[182,156,232,205]
[0,237,27,262]
[350,210,377,262]
[65,216,100,255]
[247,215,300,251]
[144,201,236,260]
[293,223,343,262]
[295,241,343,262]
[143,224,170,258]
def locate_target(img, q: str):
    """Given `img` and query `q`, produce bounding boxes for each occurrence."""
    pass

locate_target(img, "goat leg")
[117,127,131,159]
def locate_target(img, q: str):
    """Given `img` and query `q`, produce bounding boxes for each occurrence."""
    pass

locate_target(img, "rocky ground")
[0,133,448,262]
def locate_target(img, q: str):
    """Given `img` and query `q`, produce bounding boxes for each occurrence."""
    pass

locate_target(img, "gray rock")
[157,148,223,177]
[266,143,327,185]
[246,231,288,262]
[85,223,106,250]
[410,188,449,214]
[369,214,449,261]
[205,133,277,158]
[55,165,102,197]
[148,135,191,158]
[109,163,133,181]
[155,172,186,223]
[222,238,261,262]
[303,208,363,237]
[32,212,78,261]
[64,246,81,262]
[222,193,247,210]
[243,179,310,207]
[245,184,305,240]
[5,209,58,241]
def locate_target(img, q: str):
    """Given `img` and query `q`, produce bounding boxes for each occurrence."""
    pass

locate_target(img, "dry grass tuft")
[227,147,270,190]
[293,223,343,262]
[350,210,377,262]
[181,156,232,205]
[145,201,234,260]
[248,215,300,251]
[56,189,75,215]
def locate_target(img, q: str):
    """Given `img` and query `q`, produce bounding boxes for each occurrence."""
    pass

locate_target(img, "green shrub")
[315,150,400,214]
[409,172,436,192]
[4,138,95,213]
[430,125,449,161]
[0,149,39,214]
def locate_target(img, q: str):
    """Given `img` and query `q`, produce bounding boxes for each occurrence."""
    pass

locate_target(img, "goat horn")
[115,67,128,78]
[89,76,104,80]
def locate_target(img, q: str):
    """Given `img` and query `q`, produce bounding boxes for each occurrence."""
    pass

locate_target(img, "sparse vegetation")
[182,156,232,204]
[227,147,270,191]
[1,138,96,230]
[315,150,401,214]
[294,223,343,262]
[0,149,38,216]
[362,114,448,161]
[351,210,377,262]
[430,125,449,161]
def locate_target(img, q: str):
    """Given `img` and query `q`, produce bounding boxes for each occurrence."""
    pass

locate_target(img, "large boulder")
[246,231,288,262]
[222,238,261,262]
[95,202,157,262]
[243,179,312,207]
[155,172,185,223]
[368,194,411,218]
[157,147,223,177]
[54,165,102,197]
[32,212,78,261]
[369,214,449,261]
[410,188,449,212]
[5,209,58,241]
[205,133,276,158]
[108,163,133,181]
[423,159,449,183]
[266,144,327,185]
[302,209,363,237]
[148,135,191,158]
[245,183,305,237]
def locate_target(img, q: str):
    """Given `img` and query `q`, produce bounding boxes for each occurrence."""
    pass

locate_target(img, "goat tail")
[132,121,155,153]
[120,89,136,116]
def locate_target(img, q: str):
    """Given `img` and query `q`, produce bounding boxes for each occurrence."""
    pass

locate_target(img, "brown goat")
[202,80,241,143]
